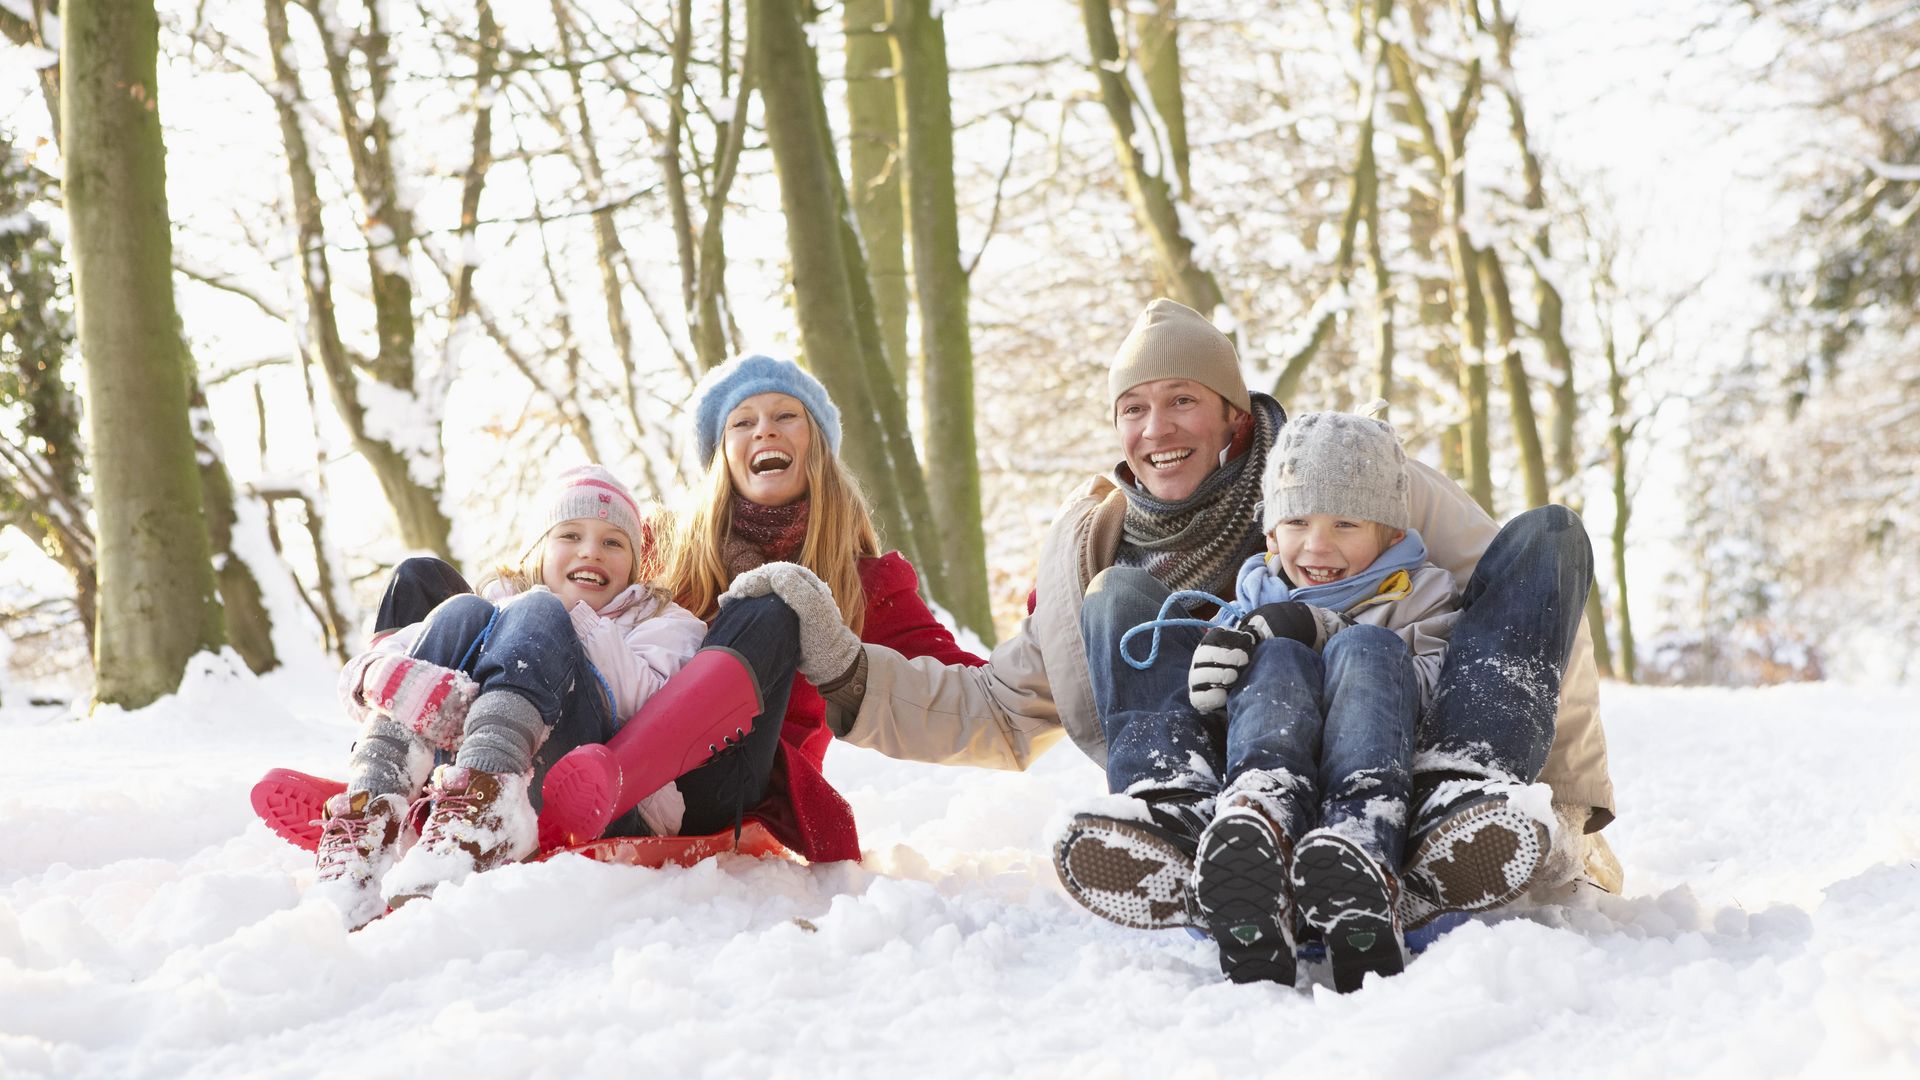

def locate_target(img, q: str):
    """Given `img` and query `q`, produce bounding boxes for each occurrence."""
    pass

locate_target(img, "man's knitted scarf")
[1114,393,1284,598]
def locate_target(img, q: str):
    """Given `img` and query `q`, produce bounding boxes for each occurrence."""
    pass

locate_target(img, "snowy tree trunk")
[1129,0,1190,195]
[846,0,912,387]
[189,383,278,674]
[1276,0,1394,405]
[271,0,454,561]
[63,0,226,707]
[0,7,60,144]
[894,0,996,644]
[1479,248,1549,509]
[749,0,941,583]
[1079,0,1225,317]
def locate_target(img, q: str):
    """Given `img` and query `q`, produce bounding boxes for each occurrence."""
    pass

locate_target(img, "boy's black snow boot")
[1192,804,1297,986]
[1292,829,1406,993]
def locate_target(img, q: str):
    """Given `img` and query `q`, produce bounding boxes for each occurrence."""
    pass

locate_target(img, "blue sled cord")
[1118,590,1247,670]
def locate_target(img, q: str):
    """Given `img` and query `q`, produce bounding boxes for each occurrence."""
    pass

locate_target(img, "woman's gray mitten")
[741,562,862,685]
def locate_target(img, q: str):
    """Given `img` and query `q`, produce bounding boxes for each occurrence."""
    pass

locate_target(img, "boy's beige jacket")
[833,460,1616,830]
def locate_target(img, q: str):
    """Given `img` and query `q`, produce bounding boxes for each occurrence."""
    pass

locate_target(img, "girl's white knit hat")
[1261,412,1410,532]
[537,464,644,545]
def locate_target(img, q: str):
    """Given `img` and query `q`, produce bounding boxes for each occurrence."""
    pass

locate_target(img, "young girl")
[310,465,706,927]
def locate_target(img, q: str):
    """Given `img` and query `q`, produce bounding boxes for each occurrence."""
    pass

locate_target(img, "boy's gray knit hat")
[1262,412,1410,532]
[1108,298,1250,416]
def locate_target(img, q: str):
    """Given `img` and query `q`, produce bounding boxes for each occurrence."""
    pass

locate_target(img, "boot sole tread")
[1053,815,1199,931]
[1292,833,1403,993]
[1401,797,1549,930]
[1194,813,1296,986]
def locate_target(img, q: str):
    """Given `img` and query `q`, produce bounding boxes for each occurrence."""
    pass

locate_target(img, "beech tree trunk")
[894,0,995,642]
[846,0,912,386]
[748,0,941,582]
[63,0,226,706]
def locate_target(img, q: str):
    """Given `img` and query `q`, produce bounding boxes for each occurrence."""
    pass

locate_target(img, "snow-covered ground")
[2,659,1917,1078]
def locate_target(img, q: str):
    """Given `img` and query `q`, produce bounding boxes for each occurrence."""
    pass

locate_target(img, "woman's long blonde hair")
[655,412,879,634]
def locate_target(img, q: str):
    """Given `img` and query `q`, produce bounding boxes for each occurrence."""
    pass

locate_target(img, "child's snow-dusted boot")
[1052,790,1212,930]
[537,647,763,849]
[309,789,409,929]
[381,765,537,908]
[1399,781,1549,930]
[1291,828,1406,993]
[1192,801,1298,986]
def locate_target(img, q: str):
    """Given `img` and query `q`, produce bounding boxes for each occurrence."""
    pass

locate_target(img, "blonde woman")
[538,355,985,861]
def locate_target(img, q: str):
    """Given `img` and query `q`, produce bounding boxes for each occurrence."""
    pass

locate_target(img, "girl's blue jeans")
[378,558,614,818]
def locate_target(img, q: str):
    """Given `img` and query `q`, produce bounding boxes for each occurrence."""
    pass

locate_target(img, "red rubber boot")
[538,647,763,849]
[252,768,348,852]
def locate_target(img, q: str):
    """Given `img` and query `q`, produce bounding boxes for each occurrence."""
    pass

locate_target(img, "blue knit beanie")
[692,354,843,466]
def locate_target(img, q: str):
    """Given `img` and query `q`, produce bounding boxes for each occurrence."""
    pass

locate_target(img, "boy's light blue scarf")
[1118,529,1429,669]
[1226,528,1430,623]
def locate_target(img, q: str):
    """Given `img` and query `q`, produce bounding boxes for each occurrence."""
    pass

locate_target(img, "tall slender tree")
[63,0,225,706]
[749,0,942,586]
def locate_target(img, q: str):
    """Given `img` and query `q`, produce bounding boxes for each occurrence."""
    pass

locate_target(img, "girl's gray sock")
[347,716,432,798]
[455,690,546,776]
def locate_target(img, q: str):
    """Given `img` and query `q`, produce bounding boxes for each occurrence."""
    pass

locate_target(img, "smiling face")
[723,392,814,507]
[1114,379,1240,502]
[1268,514,1404,587]
[539,517,637,611]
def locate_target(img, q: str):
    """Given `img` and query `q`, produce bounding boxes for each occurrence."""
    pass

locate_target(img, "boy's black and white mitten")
[1244,601,1352,651]
[1189,624,1260,713]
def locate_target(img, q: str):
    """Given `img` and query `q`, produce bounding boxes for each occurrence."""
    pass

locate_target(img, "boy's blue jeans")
[1082,567,1414,863]
[1227,630,1417,865]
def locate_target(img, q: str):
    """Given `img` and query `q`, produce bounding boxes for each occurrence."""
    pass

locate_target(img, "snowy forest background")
[4,3,1920,1076]
[1,0,1917,701]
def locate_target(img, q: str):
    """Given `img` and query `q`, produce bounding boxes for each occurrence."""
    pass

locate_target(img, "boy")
[1185,411,1458,992]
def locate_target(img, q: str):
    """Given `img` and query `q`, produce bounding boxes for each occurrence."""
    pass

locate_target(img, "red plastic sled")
[250,767,797,867]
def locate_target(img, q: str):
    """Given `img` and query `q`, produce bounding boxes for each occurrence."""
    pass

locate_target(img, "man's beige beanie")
[1107,298,1251,416]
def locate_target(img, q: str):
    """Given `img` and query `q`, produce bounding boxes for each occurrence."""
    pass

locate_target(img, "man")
[821,298,1617,935]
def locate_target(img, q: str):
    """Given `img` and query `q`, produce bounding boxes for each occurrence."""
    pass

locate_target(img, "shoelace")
[705,727,752,846]
[424,782,483,828]
[314,812,371,872]
[1116,589,1245,670]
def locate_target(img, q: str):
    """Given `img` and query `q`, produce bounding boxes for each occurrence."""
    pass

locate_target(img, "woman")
[539,354,985,862]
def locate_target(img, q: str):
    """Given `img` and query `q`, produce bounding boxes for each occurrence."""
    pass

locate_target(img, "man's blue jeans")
[1419,505,1594,800]
[1227,629,1417,865]
[1083,567,1220,802]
